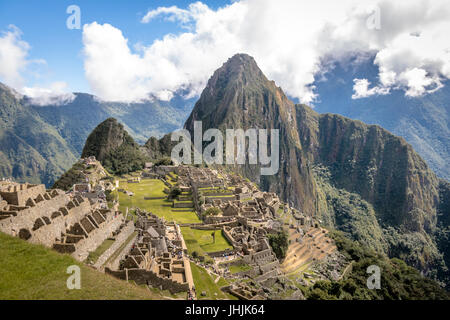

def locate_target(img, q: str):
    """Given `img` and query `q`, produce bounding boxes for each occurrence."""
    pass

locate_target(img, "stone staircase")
[281,227,337,274]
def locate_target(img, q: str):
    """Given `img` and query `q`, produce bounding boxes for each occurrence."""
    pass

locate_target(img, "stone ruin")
[0,181,124,261]
[176,166,224,188]
[224,281,266,300]
[223,219,281,282]
[197,184,280,225]
[106,211,193,294]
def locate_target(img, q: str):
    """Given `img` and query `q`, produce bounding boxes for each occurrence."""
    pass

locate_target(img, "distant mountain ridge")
[0,83,195,186]
[313,57,450,180]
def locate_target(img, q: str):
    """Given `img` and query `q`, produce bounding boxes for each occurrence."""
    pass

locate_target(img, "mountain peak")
[81,117,147,174]
[81,117,131,162]
[211,53,266,86]
[223,53,259,70]
[184,53,294,135]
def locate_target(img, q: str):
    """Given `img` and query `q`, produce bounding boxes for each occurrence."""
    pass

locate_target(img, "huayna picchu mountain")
[181,54,450,286]
[81,118,148,175]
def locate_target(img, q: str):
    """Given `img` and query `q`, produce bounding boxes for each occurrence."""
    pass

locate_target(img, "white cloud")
[0,25,30,88]
[82,0,450,103]
[352,78,389,99]
[141,4,202,26]
[22,82,76,106]
[0,25,74,104]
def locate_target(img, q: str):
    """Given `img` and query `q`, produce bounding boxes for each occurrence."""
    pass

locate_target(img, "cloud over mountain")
[0,25,74,105]
[81,0,450,103]
[22,82,76,106]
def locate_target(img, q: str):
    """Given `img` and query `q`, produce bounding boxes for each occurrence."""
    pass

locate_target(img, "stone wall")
[173,201,194,208]
[0,184,46,206]
[0,182,126,263]
[94,221,135,269]
[105,267,189,294]
[71,213,124,261]
[206,248,236,258]
[107,233,138,270]
[29,199,92,247]
[205,196,236,203]
[0,191,69,243]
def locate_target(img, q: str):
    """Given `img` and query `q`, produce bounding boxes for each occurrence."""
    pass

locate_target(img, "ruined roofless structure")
[0,182,125,261]
[106,212,193,294]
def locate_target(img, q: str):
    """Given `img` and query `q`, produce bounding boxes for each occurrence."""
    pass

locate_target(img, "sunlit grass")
[0,232,163,300]
[181,227,232,254]
[117,178,200,224]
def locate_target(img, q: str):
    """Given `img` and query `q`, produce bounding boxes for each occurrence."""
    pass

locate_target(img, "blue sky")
[0,0,230,93]
[0,0,449,104]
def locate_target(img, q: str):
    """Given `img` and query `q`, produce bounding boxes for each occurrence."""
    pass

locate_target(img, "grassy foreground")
[0,232,163,300]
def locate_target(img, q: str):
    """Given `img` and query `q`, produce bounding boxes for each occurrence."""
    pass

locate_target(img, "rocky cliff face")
[82,118,129,162]
[315,112,440,233]
[184,54,319,215]
[142,134,177,161]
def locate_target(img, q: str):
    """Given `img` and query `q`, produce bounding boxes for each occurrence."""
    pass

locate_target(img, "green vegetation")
[190,262,235,300]
[0,83,78,187]
[0,232,162,300]
[313,165,386,253]
[268,231,289,260]
[102,142,148,175]
[81,118,148,176]
[155,157,173,166]
[313,165,446,283]
[52,161,87,190]
[168,186,182,200]
[117,179,200,224]
[181,227,232,254]
[301,231,449,300]
[202,207,222,219]
[229,263,252,274]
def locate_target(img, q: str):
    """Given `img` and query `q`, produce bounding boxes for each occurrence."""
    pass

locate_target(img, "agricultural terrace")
[116,178,201,224]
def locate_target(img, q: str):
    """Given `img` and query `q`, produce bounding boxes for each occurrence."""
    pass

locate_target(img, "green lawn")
[181,227,232,255]
[229,263,252,274]
[190,262,236,300]
[0,232,163,300]
[165,174,178,186]
[117,179,201,224]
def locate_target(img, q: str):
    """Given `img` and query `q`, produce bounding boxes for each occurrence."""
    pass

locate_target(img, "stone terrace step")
[306,228,322,238]
[313,231,326,243]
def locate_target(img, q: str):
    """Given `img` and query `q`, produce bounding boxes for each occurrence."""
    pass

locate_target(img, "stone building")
[0,181,124,261]
[106,212,193,294]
